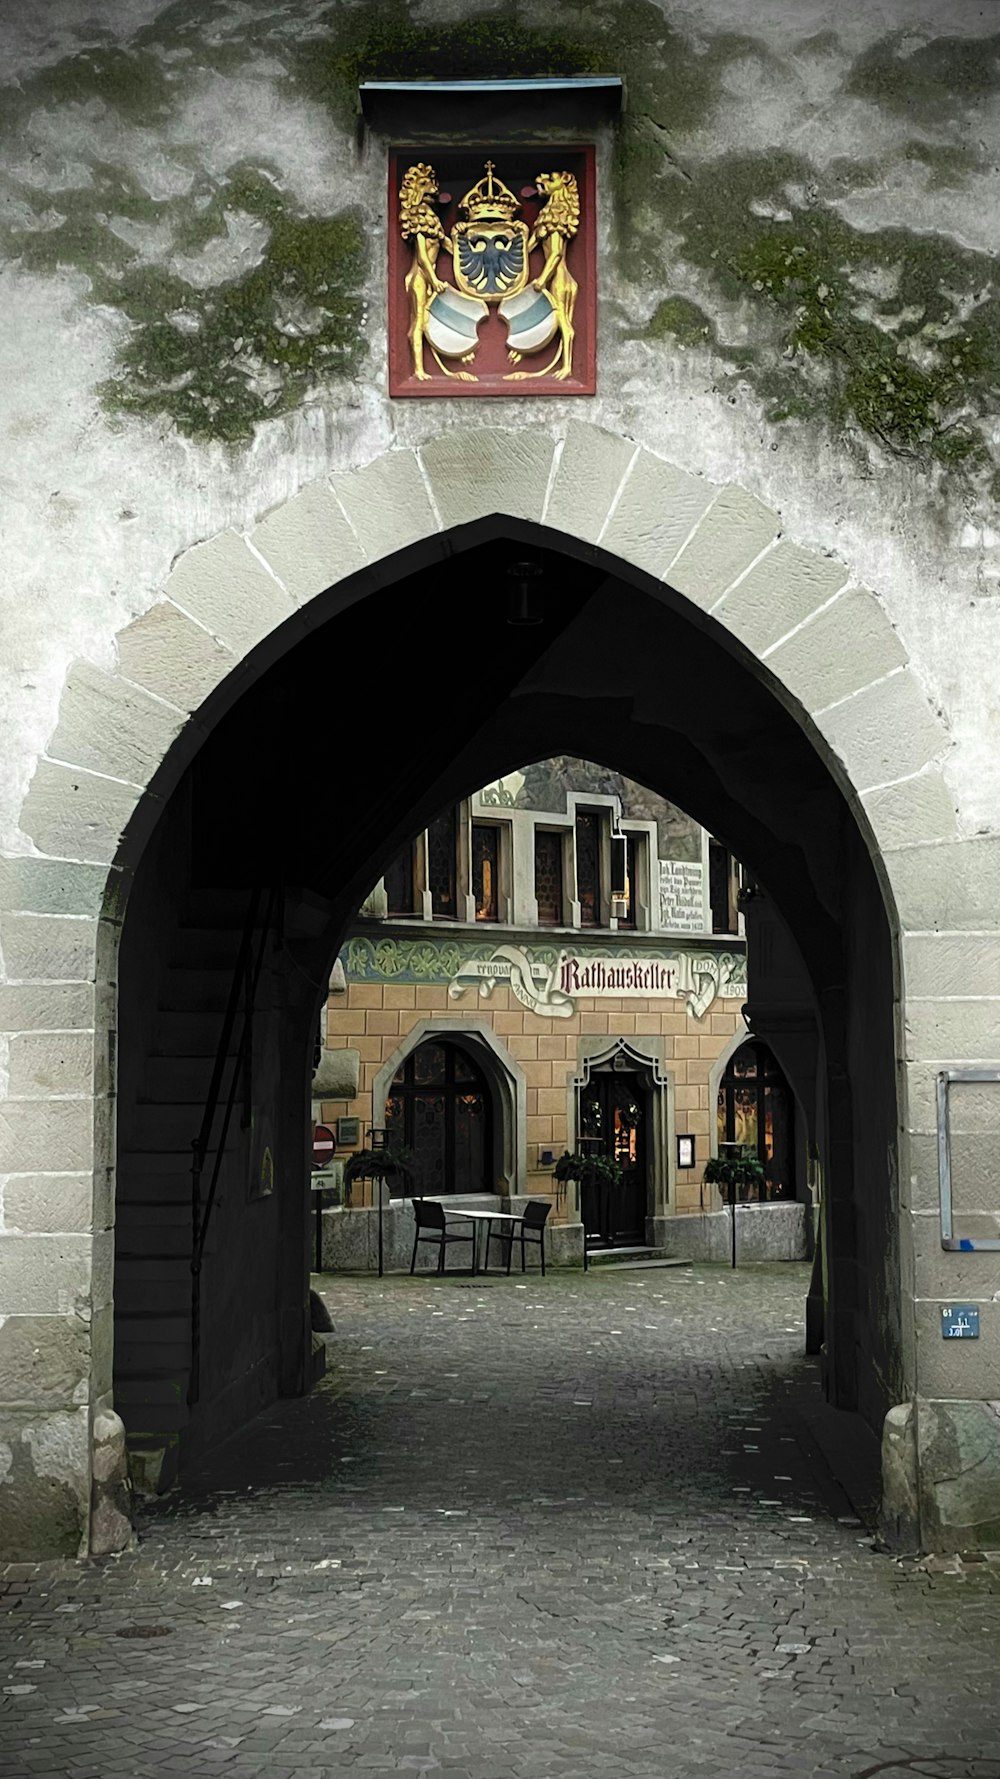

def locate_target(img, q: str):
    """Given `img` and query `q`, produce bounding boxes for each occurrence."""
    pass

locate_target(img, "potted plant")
[342,1143,414,1207]
[702,1153,766,1202]
[554,1150,624,1243]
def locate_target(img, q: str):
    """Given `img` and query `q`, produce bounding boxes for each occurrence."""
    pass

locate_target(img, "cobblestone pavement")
[5,1264,1000,1779]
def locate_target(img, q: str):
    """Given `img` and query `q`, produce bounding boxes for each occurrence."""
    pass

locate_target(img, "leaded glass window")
[716,1041,795,1201]
[534,829,563,926]
[576,811,600,926]
[427,806,458,919]
[472,823,499,921]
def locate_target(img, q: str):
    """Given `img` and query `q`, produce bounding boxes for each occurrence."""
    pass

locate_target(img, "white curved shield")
[427,286,487,358]
[499,287,558,356]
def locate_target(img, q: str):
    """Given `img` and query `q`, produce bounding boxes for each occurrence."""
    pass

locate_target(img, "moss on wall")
[2,46,178,129]
[2,3,999,469]
[98,172,366,443]
[846,32,1000,121]
[290,0,608,130]
[644,297,717,349]
[5,155,365,443]
[637,149,1000,471]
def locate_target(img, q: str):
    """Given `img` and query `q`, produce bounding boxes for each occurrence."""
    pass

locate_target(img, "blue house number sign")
[941,1304,980,1339]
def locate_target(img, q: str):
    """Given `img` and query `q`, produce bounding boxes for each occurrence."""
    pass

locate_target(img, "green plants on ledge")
[342,1144,414,1205]
[553,1150,624,1193]
[702,1153,766,1201]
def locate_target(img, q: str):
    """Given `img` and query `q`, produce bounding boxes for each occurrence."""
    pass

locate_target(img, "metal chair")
[505,1199,551,1275]
[409,1198,476,1275]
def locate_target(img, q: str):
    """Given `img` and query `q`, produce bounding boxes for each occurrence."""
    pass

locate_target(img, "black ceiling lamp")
[506,559,544,626]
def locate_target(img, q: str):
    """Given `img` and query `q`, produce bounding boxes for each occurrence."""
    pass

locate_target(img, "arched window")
[716,1041,795,1201]
[385,1039,492,1197]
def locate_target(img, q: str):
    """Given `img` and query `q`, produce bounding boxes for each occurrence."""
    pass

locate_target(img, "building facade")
[315,762,808,1266]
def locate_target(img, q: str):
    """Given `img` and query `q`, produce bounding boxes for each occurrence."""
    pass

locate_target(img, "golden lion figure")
[399,163,476,382]
[506,170,580,382]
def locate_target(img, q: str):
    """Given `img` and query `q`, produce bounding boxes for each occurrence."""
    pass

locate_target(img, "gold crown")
[458,160,519,223]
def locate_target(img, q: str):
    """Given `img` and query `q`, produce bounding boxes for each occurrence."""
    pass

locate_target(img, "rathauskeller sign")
[344,935,746,1022]
[447,946,745,1020]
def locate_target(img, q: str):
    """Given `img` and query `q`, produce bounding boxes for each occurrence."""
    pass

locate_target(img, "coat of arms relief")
[389,148,595,397]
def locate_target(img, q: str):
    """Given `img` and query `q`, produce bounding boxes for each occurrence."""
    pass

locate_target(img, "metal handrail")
[188,887,279,1407]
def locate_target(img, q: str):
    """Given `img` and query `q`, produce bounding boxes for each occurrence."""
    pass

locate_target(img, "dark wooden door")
[579,1071,648,1245]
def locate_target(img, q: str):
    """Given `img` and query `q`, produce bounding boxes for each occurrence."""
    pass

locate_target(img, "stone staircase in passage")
[113,890,250,1495]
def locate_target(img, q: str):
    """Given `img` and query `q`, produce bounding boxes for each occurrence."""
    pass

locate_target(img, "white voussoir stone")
[249,480,367,604]
[2,1175,94,1236]
[6,1032,95,1099]
[886,836,1000,933]
[713,539,849,654]
[20,761,142,868]
[0,983,96,1036]
[89,1230,113,1314]
[166,530,296,656]
[0,1233,94,1315]
[420,429,556,531]
[904,1063,942,1137]
[861,771,958,851]
[0,858,112,921]
[116,599,236,714]
[903,933,1000,1000]
[764,586,908,713]
[816,669,949,793]
[667,485,780,610]
[905,996,1000,1063]
[0,916,98,985]
[545,423,636,546]
[331,450,440,563]
[48,662,186,790]
[0,1100,95,1176]
[599,449,714,580]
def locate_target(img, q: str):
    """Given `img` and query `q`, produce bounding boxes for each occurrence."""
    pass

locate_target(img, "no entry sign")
[312,1124,336,1169]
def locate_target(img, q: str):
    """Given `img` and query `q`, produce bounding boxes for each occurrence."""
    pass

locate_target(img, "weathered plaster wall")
[1,0,999,842]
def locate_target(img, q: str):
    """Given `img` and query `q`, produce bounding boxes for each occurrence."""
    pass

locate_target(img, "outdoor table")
[440,1207,523,1275]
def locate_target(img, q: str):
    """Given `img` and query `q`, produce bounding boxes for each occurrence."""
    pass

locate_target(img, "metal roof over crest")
[359,76,624,132]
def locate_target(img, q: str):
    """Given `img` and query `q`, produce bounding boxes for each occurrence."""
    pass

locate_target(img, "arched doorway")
[579,1062,651,1247]
[15,422,976,1553]
[717,1040,796,1201]
[385,1038,493,1197]
[106,514,900,1501]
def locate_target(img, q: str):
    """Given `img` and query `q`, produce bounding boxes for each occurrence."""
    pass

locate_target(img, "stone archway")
[373,1017,526,1197]
[4,418,990,1558]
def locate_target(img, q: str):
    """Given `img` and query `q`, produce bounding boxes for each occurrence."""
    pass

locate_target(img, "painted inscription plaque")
[389,147,595,398]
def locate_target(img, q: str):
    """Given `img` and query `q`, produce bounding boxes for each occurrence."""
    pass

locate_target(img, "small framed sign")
[337,1116,361,1148]
[677,1134,696,1169]
[941,1304,980,1339]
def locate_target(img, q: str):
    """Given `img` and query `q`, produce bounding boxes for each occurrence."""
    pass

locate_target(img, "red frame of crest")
[388,145,596,399]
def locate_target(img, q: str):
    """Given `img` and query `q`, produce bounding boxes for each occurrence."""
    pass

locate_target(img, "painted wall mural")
[344,935,747,1021]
